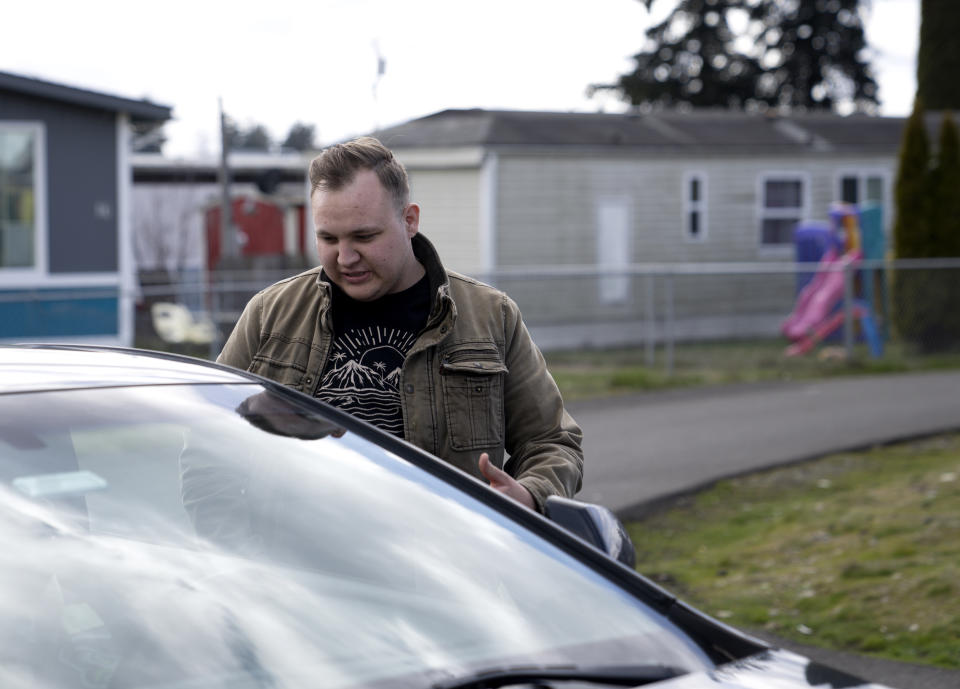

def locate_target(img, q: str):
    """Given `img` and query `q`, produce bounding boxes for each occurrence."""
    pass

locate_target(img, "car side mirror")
[544,496,636,569]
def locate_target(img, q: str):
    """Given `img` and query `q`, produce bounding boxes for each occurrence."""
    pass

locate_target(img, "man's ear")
[403,202,420,238]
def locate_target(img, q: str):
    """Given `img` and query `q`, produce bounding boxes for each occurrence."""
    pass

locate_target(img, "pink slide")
[781,246,839,338]
[782,248,862,342]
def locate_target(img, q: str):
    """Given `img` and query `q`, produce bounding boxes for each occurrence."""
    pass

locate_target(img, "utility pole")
[372,41,386,132]
[218,97,237,263]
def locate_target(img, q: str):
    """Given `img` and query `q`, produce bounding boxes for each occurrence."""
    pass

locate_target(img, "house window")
[684,173,707,241]
[0,125,41,270]
[759,175,806,246]
[596,198,631,304]
[838,172,886,205]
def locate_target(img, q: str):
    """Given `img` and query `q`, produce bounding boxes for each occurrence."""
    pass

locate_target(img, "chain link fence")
[487,259,960,371]
[8,260,958,372]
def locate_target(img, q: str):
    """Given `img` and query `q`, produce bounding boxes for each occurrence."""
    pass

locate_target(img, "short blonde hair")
[308,136,409,213]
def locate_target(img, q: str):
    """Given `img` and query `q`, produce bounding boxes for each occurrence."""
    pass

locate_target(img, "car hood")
[660,647,891,689]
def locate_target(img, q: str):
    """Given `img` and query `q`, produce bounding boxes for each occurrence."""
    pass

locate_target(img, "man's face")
[312,169,423,302]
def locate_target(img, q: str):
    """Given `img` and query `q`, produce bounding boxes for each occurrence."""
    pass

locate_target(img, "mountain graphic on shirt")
[322,359,392,391]
[316,326,417,437]
[384,367,402,388]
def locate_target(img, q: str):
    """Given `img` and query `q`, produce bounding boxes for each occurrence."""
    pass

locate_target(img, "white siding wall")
[496,153,896,265]
[407,168,483,275]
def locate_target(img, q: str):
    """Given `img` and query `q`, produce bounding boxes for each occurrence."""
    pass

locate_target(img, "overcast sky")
[4,0,919,157]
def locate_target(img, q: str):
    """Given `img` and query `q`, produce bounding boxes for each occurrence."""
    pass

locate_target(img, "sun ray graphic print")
[316,326,418,436]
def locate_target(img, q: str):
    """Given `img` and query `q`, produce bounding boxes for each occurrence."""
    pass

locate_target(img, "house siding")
[0,287,118,338]
[408,167,482,275]
[373,111,907,349]
[489,151,894,329]
[1,90,118,273]
[495,152,894,266]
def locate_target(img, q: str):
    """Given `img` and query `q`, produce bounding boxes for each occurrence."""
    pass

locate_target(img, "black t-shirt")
[315,275,431,436]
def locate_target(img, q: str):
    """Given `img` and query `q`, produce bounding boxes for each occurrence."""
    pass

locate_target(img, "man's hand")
[478,453,535,510]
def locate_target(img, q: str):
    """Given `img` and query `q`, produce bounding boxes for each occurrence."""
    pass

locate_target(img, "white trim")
[2,272,121,287]
[304,170,313,232]
[0,333,124,346]
[283,206,299,256]
[756,171,811,249]
[682,171,708,242]
[0,121,48,282]
[116,112,135,346]
[478,151,499,277]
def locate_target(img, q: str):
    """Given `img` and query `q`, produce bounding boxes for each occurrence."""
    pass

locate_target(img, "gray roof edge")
[387,140,901,157]
[0,70,172,122]
[376,108,907,150]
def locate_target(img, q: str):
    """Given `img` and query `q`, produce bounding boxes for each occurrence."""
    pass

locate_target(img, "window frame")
[0,121,48,283]
[834,168,890,205]
[756,171,810,251]
[683,172,708,243]
[834,167,892,232]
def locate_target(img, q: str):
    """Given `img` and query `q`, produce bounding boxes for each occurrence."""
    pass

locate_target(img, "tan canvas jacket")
[217,234,583,511]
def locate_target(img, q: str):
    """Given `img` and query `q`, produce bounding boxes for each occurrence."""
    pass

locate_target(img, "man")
[218,137,582,511]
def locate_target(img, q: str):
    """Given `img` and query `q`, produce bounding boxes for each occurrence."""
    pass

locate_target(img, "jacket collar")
[413,233,455,325]
[312,233,454,322]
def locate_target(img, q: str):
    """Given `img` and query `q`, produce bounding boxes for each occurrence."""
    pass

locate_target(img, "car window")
[0,383,713,689]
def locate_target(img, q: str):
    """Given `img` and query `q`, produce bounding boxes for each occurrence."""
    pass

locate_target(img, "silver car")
[0,344,891,689]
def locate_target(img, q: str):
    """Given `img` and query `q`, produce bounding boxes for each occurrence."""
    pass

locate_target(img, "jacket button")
[404,384,415,394]
[440,325,448,333]
[304,377,313,385]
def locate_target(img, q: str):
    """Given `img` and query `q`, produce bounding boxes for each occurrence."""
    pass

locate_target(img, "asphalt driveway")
[565,370,960,689]
[568,370,960,517]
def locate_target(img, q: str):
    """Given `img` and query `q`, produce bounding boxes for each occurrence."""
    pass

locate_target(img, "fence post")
[208,280,220,361]
[843,260,854,358]
[645,273,655,367]
[665,272,675,376]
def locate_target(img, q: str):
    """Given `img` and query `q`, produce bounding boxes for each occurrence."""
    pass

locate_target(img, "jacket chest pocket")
[440,344,508,451]
[249,335,312,391]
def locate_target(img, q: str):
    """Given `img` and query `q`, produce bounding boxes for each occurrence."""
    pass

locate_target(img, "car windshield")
[0,382,712,689]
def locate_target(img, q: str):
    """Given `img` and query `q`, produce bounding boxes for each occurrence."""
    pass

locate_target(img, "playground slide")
[785,301,883,358]
[781,246,839,338]
[785,309,848,356]
[782,248,861,342]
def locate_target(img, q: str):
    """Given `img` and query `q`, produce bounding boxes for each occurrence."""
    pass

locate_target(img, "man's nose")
[338,243,359,265]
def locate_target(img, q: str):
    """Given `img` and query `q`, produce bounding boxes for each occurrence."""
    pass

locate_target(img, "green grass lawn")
[546,339,960,401]
[625,433,960,669]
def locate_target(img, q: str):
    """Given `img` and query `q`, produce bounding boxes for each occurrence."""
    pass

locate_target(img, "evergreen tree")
[927,112,960,350]
[282,122,317,152]
[597,0,761,109]
[930,113,960,255]
[749,0,878,112]
[893,97,960,353]
[222,116,242,151]
[595,0,878,112]
[237,124,272,152]
[893,100,931,260]
[917,0,960,110]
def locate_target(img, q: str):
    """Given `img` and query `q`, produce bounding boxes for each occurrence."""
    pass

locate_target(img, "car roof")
[0,345,250,394]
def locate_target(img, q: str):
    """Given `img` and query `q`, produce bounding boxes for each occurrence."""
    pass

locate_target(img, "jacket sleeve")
[500,296,584,511]
[216,292,264,371]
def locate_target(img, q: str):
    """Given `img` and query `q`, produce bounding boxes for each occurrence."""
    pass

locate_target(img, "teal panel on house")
[0,287,118,338]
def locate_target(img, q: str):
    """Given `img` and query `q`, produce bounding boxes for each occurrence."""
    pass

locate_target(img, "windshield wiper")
[431,663,686,689]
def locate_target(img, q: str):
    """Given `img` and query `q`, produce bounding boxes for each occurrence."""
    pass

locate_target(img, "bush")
[892,106,960,352]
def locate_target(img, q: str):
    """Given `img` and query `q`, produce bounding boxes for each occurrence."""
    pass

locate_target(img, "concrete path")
[566,370,960,689]
[568,370,960,517]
